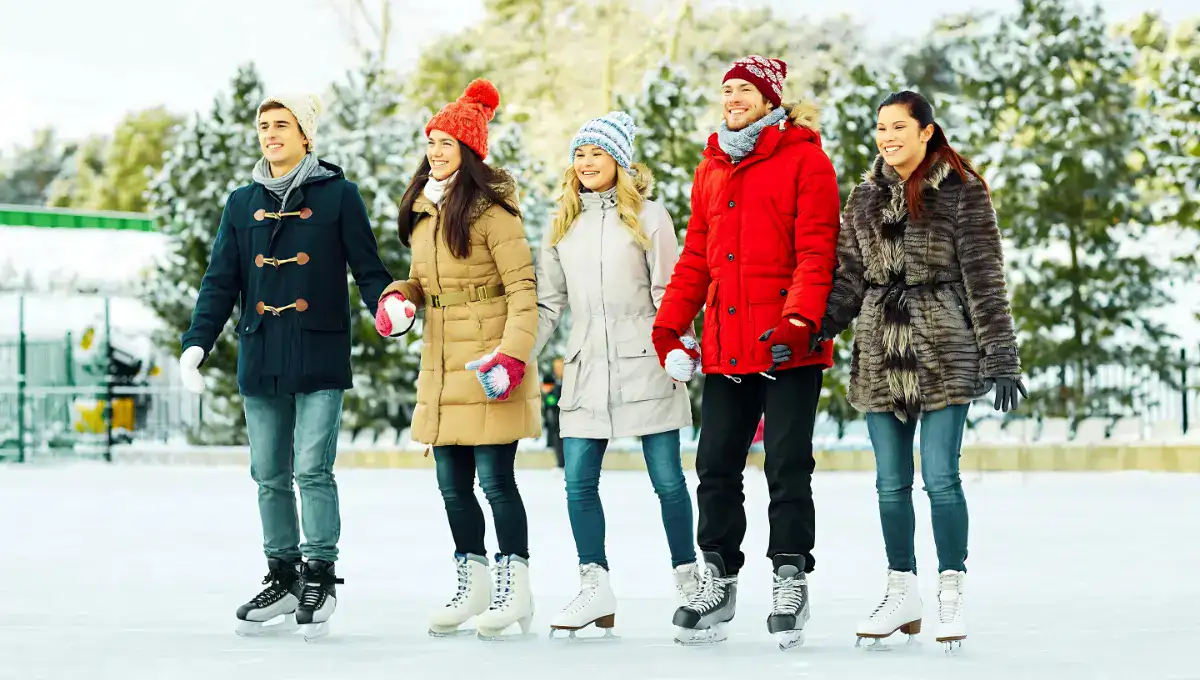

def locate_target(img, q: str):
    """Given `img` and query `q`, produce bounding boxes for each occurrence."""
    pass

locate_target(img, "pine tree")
[321,56,428,436]
[143,64,264,444]
[949,0,1186,424]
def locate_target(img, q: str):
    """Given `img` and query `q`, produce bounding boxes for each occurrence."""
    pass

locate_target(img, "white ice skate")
[549,563,617,641]
[855,570,922,650]
[234,558,301,637]
[476,555,535,641]
[295,560,342,642]
[429,553,493,637]
[673,562,701,607]
[935,570,966,653]
[673,552,737,646]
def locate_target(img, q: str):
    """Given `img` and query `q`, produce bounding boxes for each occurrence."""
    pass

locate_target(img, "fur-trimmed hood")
[628,162,654,199]
[782,100,820,132]
[414,167,520,225]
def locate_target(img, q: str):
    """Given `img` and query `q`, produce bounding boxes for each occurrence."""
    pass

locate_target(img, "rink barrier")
[105,443,1200,472]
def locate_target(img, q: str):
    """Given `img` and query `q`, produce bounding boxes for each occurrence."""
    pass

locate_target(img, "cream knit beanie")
[257,93,323,152]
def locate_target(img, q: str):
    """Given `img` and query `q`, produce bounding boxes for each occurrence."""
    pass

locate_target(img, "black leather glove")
[758,328,792,372]
[993,377,1028,412]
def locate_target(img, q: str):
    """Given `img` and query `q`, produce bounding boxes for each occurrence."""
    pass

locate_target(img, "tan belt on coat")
[427,284,505,308]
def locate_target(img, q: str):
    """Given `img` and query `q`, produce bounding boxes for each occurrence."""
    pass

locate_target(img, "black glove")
[757,328,792,373]
[993,376,1028,412]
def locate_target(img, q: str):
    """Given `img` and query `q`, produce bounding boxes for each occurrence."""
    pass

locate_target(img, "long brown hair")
[396,143,520,259]
[877,91,988,220]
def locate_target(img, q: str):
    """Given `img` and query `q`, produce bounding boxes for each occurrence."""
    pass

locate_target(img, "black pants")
[695,365,822,575]
[433,442,529,559]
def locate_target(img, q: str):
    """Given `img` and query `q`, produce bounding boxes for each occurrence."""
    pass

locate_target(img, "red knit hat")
[723,55,787,108]
[425,79,500,160]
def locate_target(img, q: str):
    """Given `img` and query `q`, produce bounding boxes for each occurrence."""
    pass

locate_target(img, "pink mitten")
[465,350,526,400]
[375,292,417,337]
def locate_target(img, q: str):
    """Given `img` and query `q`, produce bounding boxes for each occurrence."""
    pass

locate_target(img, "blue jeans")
[866,404,970,574]
[563,430,696,568]
[433,442,529,559]
[243,389,344,563]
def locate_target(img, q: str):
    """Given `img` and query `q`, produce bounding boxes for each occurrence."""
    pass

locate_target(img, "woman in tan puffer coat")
[374,79,539,640]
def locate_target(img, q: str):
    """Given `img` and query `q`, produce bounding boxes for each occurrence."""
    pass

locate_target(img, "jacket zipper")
[599,207,613,420]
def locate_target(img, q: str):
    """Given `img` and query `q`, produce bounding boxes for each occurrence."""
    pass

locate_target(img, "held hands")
[179,346,206,395]
[375,292,417,337]
[466,349,526,400]
[664,336,702,382]
[757,316,810,373]
[992,376,1029,412]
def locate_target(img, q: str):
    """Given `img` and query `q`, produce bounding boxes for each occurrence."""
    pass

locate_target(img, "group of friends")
[179,53,1027,649]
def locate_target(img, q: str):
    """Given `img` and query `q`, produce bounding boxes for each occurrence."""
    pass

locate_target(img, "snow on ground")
[0,464,1196,680]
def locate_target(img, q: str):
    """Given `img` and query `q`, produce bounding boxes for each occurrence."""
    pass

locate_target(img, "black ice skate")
[295,559,344,641]
[672,551,737,645]
[234,557,302,637]
[767,554,810,650]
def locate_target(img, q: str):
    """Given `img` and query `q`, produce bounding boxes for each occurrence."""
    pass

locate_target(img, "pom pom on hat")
[258,93,323,152]
[569,110,637,170]
[426,78,502,159]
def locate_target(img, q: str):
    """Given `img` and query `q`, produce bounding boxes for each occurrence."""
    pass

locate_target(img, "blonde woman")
[533,112,702,638]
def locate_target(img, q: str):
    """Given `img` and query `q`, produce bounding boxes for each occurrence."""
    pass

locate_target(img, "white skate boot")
[673,561,701,607]
[428,553,493,637]
[234,558,301,636]
[935,570,966,653]
[549,563,617,640]
[476,555,534,640]
[855,570,922,650]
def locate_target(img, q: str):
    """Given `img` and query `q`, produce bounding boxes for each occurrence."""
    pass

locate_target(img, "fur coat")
[820,153,1021,421]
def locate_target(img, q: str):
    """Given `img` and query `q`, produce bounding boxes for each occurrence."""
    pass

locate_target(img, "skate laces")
[563,564,603,614]
[489,560,514,610]
[869,571,910,619]
[937,572,964,623]
[447,558,473,607]
[771,571,806,614]
[684,564,731,612]
[250,566,296,607]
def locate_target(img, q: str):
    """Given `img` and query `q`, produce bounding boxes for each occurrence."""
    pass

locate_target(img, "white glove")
[179,346,206,395]
[382,296,417,337]
[665,336,701,382]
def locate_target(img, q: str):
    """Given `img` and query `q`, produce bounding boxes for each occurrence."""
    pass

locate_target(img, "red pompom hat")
[723,55,787,108]
[425,79,501,160]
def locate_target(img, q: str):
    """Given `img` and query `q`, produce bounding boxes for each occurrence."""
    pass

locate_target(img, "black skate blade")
[235,614,298,637]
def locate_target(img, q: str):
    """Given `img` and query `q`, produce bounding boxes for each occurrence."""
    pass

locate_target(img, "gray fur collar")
[864,153,954,190]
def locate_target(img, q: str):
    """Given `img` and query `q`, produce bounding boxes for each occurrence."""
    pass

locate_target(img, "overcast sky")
[0,0,1192,149]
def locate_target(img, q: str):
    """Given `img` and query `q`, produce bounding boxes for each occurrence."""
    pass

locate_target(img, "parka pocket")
[615,335,677,403]
[701,280,721,367]
[557,340,585,411]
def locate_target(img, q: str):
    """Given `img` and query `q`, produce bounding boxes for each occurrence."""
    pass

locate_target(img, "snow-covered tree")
[321,57,427,435]
[144,64,264,444]
[820,58,909,204]
[947,0,1186,423]
[619,59,708,238]
[488,114,554,251]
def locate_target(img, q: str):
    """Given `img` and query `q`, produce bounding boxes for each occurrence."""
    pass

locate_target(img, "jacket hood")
[415,167,520,224]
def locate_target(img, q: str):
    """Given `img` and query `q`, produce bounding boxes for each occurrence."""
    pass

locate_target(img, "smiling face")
[722,78,773,131]
[427,129,462,181]
[572,144,619,192]
[257,106,308,171]
[876,103,934,171]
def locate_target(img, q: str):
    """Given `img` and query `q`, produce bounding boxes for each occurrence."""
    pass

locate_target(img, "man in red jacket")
[653,55,840,646]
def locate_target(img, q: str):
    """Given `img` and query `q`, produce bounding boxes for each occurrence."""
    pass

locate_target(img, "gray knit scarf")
[717,107,788,163]
[252,152,323,209]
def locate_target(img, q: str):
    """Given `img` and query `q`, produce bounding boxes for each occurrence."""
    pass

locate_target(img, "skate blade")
[235,614,298,637]
[299,621,330,642]
[549,627,619,642]
[856,634,921,652]
[939,637,964,655]
[674,624,728,646]
[477,630,536,642]
[776,630,805,650]
[428,627,476,638]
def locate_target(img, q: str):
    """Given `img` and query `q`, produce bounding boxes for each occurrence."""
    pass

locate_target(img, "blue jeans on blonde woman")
[563,429,696,568]
[866,404,970,573]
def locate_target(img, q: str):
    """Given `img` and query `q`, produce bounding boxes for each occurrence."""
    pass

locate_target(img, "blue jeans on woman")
[865,404,970,574]
[433,442,529,559]
[563,429,696,569]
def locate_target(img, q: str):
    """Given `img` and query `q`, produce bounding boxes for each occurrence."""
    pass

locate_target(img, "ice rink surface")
[1,462,1197,680]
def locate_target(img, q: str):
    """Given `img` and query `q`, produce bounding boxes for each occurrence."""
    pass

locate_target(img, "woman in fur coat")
[818,90,1027,650]
[373,79,540,641]
[533,111,702,637]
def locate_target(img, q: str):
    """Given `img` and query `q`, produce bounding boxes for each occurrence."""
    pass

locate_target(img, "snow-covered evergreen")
[488,115,553,252]
[144,64,264,444]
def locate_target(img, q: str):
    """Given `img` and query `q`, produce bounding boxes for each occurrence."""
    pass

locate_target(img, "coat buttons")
[728,200,735,208]
[727,253,735,261]
[780,288,787,296]
[728,307,736,314]
[730,358,738,366]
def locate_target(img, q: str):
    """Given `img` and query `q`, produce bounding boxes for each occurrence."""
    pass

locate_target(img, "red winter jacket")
[654,104,841,375]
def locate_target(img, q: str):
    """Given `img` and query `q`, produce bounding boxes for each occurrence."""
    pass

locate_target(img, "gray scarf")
[252,152,322,210]
[717,107,788,163]
[580,186,617,211]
